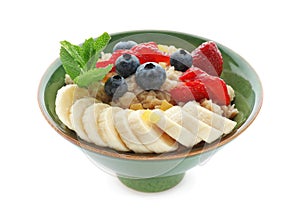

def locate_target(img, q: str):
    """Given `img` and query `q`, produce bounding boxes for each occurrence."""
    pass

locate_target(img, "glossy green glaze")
[118,173,185,193]
[38,30,263,192]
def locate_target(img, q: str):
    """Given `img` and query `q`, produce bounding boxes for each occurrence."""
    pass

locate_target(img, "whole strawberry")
[191,41,223,76]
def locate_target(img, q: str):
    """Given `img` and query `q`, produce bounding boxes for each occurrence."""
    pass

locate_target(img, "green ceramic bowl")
[38,30,263,192]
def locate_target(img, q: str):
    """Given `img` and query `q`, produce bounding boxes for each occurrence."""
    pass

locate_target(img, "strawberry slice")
[179,67,230,105]
[131,42,158,53]
[191,41,223,76]
[96,49,132,72]
[136,54,170,65]
[96,42,170,73]
[170,81,208,103]
[131,42,170,64]
[179,67,208,81]
[200,76,230,105]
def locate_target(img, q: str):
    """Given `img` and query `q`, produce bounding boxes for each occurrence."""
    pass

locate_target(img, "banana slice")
[183,101,237,134]
[128,110,178,153]
[114,109,152,153]
[165,106,223,144]
[70,97,99,142]
[146,109,198,147]
[82,103,110,147]
[98,107,130,152]
[55,84,89,129]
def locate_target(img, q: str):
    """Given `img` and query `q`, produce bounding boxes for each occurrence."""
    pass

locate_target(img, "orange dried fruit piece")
[130,103,144,110]
[160,100,173,111]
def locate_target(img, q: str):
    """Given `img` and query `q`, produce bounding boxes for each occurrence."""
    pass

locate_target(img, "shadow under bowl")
[38,30,263,192]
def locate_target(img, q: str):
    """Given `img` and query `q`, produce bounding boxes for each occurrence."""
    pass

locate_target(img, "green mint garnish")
[59,32,112,87]
[73,65,113,88]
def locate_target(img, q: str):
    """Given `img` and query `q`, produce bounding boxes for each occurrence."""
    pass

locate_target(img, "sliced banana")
[165,106,223,144]
[183,101,237,134]
[70,97,99,142]
[147,109,198,147]
[82,103,110,147]
[98,107,130,152]
[114,109,152,153]
[128,110,178,153]
[55,84,89,129]
[56,84,236,153]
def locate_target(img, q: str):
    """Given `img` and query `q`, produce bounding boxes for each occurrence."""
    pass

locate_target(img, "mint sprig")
[59,32,112,87]
[73,65,113,88]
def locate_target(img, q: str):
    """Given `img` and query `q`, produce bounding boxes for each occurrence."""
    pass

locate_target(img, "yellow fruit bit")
[158,62,167,69]
[130,103,144,110]
[141,110,161,124]
[141,110,151,122]
[160,100,173,111]
[157,44,169,53]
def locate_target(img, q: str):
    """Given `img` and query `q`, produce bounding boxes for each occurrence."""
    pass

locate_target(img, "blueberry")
[113,41,137,52]
[135,62,166,90]
[170,49,193,72]
[115,53,140,78]
[104,75,128,98]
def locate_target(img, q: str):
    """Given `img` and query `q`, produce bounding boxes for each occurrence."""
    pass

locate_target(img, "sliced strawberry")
[96,60,116,72]
[131,42,158,53]
[131,42,170,64]
[200,76,230,105]
[96,49,132,72]
[170,81,208,103]
[191,41,223,76]
[96,42,170,74]
[136,54,170,64]
[179,67,208,81]
[185,81,209,101]
[179,67,230,105]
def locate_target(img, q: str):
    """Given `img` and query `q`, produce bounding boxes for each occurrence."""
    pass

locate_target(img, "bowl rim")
[38,30,263,161]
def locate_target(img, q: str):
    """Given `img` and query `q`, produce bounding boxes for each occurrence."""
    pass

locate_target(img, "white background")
[1,0,299,211]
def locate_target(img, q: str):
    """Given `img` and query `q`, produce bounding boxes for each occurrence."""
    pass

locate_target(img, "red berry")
[191,41,223,76]
[131,42,158,53]
[170,81,208,103]
[179,67,230,105]
[96,42,170,73]
[185,81,209,101]
[179,67,208,81]
[131,42,170,64]
[200,76,230,105]
[96,49,132,72]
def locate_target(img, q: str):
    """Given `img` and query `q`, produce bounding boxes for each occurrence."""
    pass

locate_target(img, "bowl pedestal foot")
[117,173,185,193]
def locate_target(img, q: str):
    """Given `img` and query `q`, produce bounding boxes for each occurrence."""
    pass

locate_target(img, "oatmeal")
[55,36,239,153]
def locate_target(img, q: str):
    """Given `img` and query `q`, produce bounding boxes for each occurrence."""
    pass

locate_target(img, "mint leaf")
[60,40,85,69]
[74,65,113,88]
[59,46,82,79]
[94,32,110,52]
[83,32,111,71]
[81,38,95,65]
[59,32,112,86]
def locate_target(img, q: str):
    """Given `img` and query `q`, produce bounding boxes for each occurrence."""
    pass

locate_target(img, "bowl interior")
[39,30,263,160]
